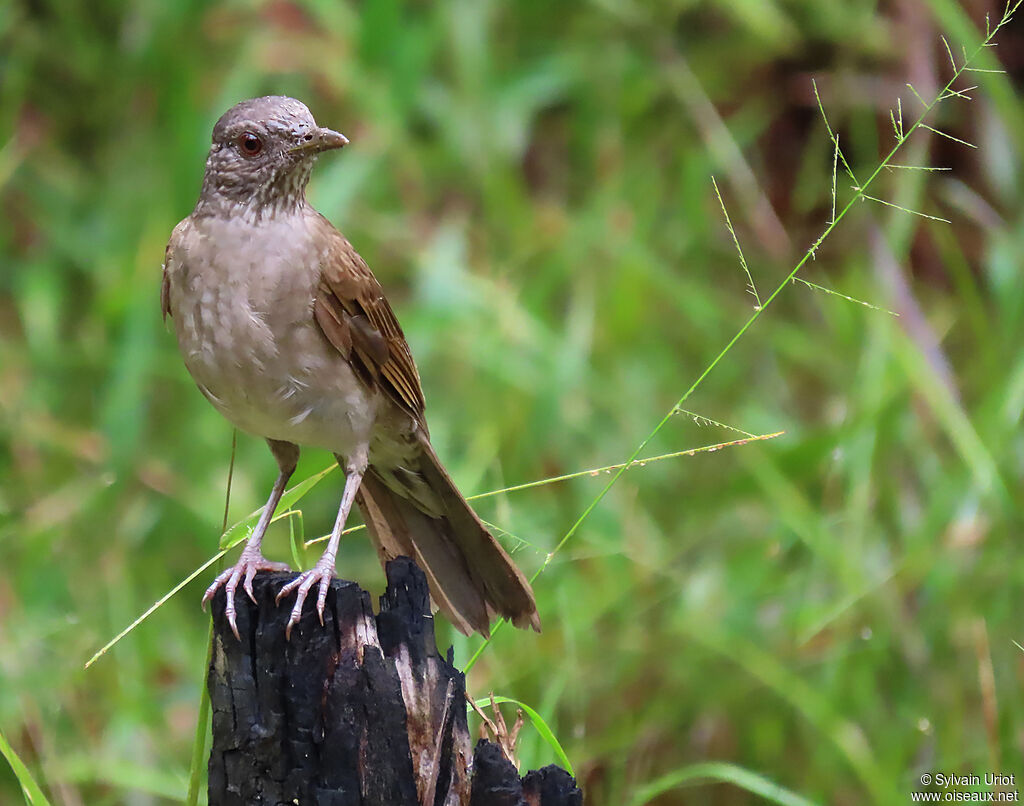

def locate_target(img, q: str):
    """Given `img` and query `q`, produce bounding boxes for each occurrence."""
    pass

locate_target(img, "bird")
[161,96,540,640]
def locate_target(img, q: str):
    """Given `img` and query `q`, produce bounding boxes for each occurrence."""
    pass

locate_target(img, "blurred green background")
[2,0,1023,803]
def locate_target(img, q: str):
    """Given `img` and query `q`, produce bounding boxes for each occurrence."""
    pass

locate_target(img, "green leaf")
[469,696,574,776]
[0,727,52,806]
[287,509,306,571]
[219,464,337,549]
[185,623,213,806]
[626,761,819,806]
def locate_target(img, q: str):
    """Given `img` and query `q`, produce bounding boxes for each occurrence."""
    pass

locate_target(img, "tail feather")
[355,438,540,637]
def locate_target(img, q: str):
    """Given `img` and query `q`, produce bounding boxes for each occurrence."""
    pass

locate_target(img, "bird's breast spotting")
[166,212,379,455]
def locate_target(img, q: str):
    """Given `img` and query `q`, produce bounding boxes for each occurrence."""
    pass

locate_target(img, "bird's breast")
[166,212,378,454]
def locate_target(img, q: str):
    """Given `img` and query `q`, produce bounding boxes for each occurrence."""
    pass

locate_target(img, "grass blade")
[626,761,819,806]
[0,727,52,806]
[304,432,786,548]
[219,463,336,549]
[185,623,213,806]
[712,175,762,309]
[791,277,900,316]
[470,696,574,776]
[84,550,226,669]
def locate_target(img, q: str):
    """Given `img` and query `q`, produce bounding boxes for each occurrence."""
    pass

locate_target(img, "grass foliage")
[0,726,52,806]
[2,0,1023,803]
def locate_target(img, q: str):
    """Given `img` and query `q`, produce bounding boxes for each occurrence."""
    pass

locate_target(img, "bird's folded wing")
[161,223,187,321]
[311,213,427,425]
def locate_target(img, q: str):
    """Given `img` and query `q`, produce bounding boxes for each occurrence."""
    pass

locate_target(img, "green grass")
[2,0,1024,803]
[0,725,52,805]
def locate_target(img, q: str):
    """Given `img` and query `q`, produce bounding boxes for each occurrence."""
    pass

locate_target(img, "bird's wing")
[161,246,172,320]
[311,213,428,425]
[162,219,190,321]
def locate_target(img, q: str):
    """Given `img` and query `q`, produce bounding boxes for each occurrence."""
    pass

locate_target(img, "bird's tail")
[355,437,540,637]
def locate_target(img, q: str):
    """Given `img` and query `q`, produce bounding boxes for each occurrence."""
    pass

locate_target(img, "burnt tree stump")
[207,556,582,806]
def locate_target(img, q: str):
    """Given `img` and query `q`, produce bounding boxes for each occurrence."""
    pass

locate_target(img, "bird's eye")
[236,132,263,157]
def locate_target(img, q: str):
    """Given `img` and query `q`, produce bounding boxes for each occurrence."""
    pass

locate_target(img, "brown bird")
[162,96,539,639]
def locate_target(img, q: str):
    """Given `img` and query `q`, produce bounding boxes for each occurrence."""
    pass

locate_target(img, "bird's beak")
[291,127,349,155]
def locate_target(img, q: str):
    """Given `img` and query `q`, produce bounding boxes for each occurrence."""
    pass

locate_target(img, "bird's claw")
[276,562,336,640]
[203,551,291,640]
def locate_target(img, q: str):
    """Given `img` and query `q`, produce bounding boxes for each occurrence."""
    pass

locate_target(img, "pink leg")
[203,440,297,639]
[277,449,366,639]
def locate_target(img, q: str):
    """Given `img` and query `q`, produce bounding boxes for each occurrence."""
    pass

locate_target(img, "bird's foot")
[275,558,337,640]
[202,549,291,640]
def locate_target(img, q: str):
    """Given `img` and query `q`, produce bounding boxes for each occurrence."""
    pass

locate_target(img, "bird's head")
[197,96,348,217]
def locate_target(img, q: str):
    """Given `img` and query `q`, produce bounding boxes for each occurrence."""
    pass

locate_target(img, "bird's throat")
[196,158,315,222]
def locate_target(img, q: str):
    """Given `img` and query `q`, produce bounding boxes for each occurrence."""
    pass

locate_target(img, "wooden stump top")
[207,557,581,806]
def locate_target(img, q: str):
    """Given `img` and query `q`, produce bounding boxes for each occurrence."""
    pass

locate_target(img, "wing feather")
[161,244,173,320]
[310,213,427,424]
